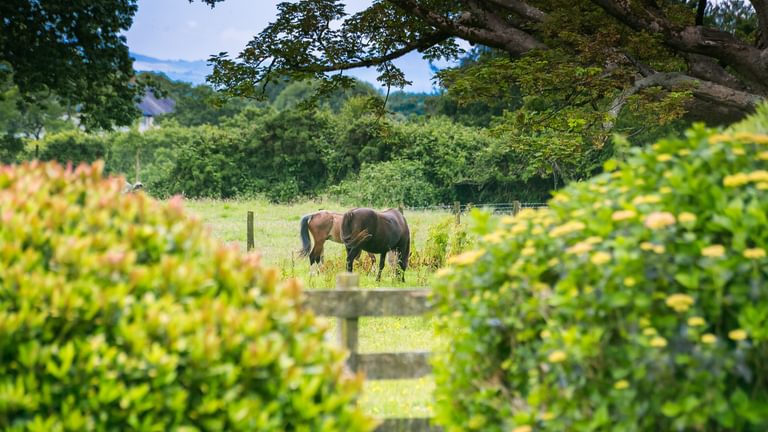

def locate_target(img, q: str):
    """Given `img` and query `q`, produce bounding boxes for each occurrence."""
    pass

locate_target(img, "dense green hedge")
[0,162,373,431]
[433,104,768,431]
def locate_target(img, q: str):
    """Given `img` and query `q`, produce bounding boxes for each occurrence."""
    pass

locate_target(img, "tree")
[201,0,766,130]
[0,0,141,129]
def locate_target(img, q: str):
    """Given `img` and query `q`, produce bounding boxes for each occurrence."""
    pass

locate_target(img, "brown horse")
[299,211,375,268]
[341,208,410,281]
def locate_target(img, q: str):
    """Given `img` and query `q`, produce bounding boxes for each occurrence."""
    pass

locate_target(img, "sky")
[124,0,454,93]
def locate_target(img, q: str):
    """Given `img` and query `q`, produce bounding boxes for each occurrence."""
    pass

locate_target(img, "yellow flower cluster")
[566,241,593,255]
[549,221,586,238]
[447,249,485,266]
[701,244,725,258]
[743,248,766,259]
[590,251,612,265]
[728,329,748,341]
[614,380,630,390]
[687,316,706,327]
[650,336,668,348]
[640,242,666,254]
[548,350,567,363]
[644,212,676,230]
[678,212,697,224]
[612,209,637,221]
[633,194,662,205]
[665,293,694,312]
[656,154,673,162]
[701,334,717,344]
[723,170,768,188]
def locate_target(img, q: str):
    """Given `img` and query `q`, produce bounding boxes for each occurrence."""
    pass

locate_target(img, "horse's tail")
[298,214,313,257]
[346,229,372,249]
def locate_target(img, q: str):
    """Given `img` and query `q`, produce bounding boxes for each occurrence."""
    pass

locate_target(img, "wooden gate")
[304,273,440,432]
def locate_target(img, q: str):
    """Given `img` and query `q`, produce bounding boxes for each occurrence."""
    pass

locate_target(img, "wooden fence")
[304,273,440,432]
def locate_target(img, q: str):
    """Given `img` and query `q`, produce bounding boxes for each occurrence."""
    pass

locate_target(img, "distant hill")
[131,52,210,85]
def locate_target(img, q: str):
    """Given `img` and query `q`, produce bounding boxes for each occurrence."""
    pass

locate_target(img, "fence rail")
[405,200,548,216]
[303,273,441,432]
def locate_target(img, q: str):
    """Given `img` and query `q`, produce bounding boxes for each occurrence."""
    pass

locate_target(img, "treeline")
[0,72,682,205]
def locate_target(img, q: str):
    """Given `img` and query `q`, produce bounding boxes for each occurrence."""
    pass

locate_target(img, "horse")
[299,210,376,269]
[341,208,410,281]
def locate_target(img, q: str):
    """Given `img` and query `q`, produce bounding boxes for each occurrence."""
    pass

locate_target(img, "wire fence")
[405,201,548,215]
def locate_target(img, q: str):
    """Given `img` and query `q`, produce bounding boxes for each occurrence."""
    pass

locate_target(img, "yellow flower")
[701,244,726,258]
[660,186,672,194]
[549,221,586,238]
[501,216,516,225]
[748,170,768,183]
[728,329,748,341]
[640,242,655,251]
[733,132,768,144]
[541,412,556,421]
[614,380,630,390]
[633,194,662,205]
[656,154,673,162]
[531,226,544,235]
[512,426,532,432]
[653,244,666,254]
[723,173,749,187]
[708,133,732,144]
[612,209,637,221]
[744,248,766,259]
[650,337,668,348]
[435,267,453,278]
[566,241,593,255]
[666,293,695,313]
[447,249,485,266]
[643,327,657,336]
[701,333,717,344]
[678,212,697,224]
[590,251,612,265]
[584,236,603,244]
[732,148,746,156]
[758,182,768,190]
[521,247,536,256]
[687,316,706,327]
[758,151,768,160]
[624,277,636,287]
[540,330,551,339]
[678,149,691,156]
[483,231,504,244]
[548,350,567,363]
[644,211,676,229]
[547,257,559,267]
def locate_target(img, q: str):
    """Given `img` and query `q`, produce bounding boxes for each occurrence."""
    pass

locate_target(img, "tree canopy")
[202,0,767,130]
[0,0,140,129]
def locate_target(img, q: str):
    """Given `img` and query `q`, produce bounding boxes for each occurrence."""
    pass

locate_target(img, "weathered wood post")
[512,200,522,216]
[247,211,255,252]
[336,272,360,372]
[453,201,460,225]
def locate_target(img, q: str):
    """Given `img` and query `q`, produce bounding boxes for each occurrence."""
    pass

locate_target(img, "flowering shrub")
[433,104,768,431]
[0,162,373,431]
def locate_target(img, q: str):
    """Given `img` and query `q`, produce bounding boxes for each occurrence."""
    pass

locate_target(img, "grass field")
[183,197,457,418]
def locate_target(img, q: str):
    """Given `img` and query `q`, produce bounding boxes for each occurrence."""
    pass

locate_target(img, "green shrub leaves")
[0,161,373,431]
[433,104,768,431]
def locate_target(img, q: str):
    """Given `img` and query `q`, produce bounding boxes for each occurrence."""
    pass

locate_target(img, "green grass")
[183,198,454,418]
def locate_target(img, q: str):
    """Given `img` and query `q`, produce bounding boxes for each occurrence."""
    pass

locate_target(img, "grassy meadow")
[183,197,460,418]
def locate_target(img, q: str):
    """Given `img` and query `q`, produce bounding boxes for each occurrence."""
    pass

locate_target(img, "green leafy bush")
[329,160,438,207]
[433,104,768,431]
[38,130,107,165]
[0,162,373,431]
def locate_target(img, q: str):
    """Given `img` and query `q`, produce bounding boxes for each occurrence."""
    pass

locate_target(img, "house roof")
[137,91,176,117]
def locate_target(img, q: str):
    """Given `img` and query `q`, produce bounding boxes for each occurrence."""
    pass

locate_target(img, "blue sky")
[125,0,455,92]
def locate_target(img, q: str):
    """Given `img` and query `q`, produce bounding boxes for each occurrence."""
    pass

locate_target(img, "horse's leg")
[397,241,410,282]
[346,247,361,272]
[376,252,387,282]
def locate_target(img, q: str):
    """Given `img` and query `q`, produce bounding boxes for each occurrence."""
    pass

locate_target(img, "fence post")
[512,200,522,216]
[453,201,460,225]
[247,211,255,252]
[336,272,360,372]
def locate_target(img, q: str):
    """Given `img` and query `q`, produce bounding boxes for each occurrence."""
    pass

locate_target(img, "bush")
[433,104,768,431]
[0,162,373,431]
[38,130,107,165]
[329,160,439,207]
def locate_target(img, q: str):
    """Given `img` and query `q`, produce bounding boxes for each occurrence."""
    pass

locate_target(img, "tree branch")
[481,0,547,23]
[387,0,546,55]
[589,0,768,94]
[752,0,768,48]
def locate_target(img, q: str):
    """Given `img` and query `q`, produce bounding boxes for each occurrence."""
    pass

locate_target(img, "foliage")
[0,0,141,129]
[421,217,474,269]
[0,161,374,431]
[38,131,108,166]
[433,103,768,431]
[329,160,439,207]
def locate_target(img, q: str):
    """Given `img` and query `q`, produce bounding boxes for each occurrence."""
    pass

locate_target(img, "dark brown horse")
[299,211,375,267]
[341,208,410,281]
